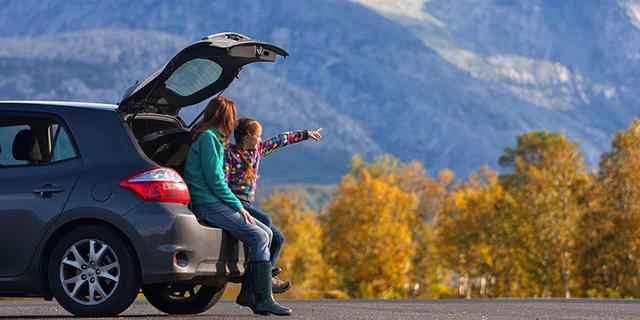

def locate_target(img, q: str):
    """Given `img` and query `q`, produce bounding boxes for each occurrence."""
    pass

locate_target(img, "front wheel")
[142,283,226,314]
[48,225,141,317]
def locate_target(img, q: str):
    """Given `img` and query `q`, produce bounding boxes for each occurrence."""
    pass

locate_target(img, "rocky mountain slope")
[1,0,638,183]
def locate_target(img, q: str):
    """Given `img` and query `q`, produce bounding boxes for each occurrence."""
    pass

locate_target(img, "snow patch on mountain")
[352,1,619,111]
[349,0,445,26]
[431,46,617,110]
[620,0,640,30]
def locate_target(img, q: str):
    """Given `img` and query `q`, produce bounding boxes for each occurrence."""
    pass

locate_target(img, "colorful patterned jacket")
[224,130,309,198]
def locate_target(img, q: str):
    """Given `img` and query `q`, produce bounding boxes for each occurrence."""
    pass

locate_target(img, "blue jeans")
[194,202,272,262]
[241,200,285,268]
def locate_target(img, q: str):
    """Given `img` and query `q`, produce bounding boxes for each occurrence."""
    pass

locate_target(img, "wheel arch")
[39,218,141,298]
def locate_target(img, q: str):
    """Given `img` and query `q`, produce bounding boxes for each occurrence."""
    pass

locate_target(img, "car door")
[0,111,82,277]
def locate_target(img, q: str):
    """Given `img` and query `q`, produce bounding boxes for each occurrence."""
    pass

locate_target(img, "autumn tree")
[434,166,516,297]
[322,157,418,298]
[408,169,457,298]
[348,155,454,297]
[575,119,640,297]
[498,131,588,297]
[262,192,339,298]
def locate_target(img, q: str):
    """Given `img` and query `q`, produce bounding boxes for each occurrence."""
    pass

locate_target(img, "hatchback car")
[0,32,287,317]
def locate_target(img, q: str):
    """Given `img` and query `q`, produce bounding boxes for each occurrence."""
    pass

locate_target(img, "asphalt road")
[1,298,640,320]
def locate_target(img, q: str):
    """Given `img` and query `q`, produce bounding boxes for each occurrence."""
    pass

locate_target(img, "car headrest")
[13,129,42,162]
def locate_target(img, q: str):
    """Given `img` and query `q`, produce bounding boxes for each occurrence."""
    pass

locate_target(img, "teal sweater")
[184,128,243,211]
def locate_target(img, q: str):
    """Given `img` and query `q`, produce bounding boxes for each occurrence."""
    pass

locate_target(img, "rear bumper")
[120,202,247,285]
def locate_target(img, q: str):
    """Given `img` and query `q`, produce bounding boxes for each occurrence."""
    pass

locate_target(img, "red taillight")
[120,167,190,204]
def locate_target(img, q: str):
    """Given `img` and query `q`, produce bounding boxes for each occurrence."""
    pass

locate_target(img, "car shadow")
[0,314,262,319]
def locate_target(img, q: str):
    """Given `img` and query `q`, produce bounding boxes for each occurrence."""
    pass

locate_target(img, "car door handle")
[33,184,65,197]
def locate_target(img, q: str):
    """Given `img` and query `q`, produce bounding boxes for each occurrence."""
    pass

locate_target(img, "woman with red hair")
[183,96,291,316]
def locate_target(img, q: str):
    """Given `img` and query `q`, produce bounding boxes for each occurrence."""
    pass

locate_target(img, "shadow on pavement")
[0,314,263,319]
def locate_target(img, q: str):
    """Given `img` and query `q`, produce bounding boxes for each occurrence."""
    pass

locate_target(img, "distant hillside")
[1,0,639,182]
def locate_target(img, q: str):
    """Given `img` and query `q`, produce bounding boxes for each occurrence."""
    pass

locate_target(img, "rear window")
[49,124,77,162]
[0,114,79,167]
[165,58,223,96]
[0,125,30,165]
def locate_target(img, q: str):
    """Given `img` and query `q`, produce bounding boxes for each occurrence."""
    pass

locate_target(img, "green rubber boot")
[251,261,292,316]
[235,264,255,307]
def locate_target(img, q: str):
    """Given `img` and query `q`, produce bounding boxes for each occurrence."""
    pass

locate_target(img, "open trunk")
[118,32,288,175]
[130,114,192,174]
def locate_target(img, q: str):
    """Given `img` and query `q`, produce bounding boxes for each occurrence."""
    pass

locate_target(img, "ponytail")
[239,151,258,181]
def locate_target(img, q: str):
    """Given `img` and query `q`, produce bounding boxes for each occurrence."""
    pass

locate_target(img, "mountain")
[0,0,639,183]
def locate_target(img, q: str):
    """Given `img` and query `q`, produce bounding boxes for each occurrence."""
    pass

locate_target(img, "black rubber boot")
[251,261,292,316]
[235,264,255,307]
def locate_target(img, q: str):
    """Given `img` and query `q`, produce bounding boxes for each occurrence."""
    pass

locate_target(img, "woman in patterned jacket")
[225,117,322,294]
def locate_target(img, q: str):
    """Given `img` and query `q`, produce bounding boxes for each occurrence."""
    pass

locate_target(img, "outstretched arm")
[259,128,322,157]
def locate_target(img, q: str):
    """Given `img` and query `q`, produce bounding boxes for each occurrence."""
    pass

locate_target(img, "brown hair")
[191,96,237,144]
[234,117,262,181]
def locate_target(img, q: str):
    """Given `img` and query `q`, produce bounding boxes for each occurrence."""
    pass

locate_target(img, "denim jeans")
[241,200,286,268]
[194,202,272,262]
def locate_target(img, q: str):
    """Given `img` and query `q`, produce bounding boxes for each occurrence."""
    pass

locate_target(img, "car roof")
[0,100,118,111]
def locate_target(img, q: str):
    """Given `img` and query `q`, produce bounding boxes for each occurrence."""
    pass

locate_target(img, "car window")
[49,124,78,162]
[0,124,31,166]
[165,58,223,96]
[0,114,78,167]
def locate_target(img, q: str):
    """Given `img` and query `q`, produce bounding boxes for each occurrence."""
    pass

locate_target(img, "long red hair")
[234,117,262,181]
[191,96,237,144]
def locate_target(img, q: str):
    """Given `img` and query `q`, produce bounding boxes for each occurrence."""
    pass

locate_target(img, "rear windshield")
[165,58,223,97]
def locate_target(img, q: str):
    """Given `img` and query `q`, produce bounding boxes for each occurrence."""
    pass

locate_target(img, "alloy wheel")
[59,239,120,305]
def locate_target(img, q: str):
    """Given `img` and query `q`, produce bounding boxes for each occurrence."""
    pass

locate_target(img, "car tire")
[142,283,226,314]
[47,225,140,317]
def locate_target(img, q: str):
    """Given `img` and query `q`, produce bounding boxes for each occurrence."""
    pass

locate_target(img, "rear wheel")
[142,283,226,314]
[48,225,140,317]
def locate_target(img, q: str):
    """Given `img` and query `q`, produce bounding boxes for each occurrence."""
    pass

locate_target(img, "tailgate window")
[165,58,223,96]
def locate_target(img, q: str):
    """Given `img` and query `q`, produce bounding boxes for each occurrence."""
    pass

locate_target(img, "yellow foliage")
[434,166,514,297]
[262,193,339,298]
[322,168,418,298]
[220,121,640,299]
[498,131,588,298]
[575,118,640,297]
